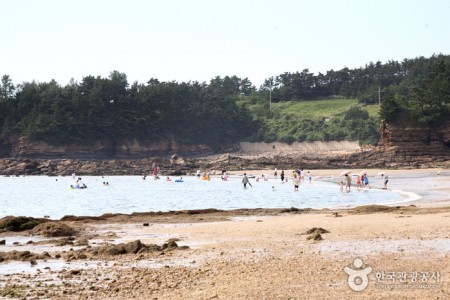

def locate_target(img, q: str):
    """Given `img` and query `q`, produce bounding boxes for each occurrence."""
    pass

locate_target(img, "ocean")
[0,174,412,220]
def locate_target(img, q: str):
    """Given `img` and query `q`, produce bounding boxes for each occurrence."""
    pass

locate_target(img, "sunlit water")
[0,175,418,220]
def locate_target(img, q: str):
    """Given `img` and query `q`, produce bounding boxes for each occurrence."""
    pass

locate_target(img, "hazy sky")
[1,0,449,87]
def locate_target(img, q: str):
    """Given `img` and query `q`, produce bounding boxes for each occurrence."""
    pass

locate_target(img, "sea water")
[0,174,418,220]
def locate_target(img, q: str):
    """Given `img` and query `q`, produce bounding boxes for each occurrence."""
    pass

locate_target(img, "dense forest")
[0,54,449,149]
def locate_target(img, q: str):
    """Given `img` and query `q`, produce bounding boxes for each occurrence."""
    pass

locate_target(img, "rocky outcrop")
[1,147,448,176]
[379,121,450,151]
[31,222,77,237]
[0,157,187,176]
[0,122,448,173]
[377,121,450,167]
[1,136,219,159]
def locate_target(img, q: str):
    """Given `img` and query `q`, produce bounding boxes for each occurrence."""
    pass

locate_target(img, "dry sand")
[0,168,449,299]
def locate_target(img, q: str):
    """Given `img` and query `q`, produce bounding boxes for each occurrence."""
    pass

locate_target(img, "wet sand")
[0,168,449,299]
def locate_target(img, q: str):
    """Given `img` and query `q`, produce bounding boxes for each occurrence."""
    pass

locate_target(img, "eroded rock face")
[0,121,449,175]
[376,122,450,168]
[379,121,450,150]
[2,136,215,159]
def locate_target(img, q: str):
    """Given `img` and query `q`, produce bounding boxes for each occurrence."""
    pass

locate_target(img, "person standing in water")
[363,174,370,188]
[293,174,300,191]
[280,170,285,182]
[345,174,351,192]
[242,173,252,188]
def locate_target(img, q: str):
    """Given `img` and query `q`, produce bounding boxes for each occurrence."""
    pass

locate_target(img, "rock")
[99,245,127,256]
[75,237,89,246]
[162,241,178,251]
[304,227,330,235]
[31,222,77,237]
[40,252,51,259]
[124,240,144,254]
[165,238,180,243]
[307,233,323,241]
[0,240,5,245]
[0,216,43,232]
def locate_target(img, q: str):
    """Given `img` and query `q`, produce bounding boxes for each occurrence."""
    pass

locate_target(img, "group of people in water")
[340,172,388,192]
[70,177,87,189]
[239,169,313,191]
[139,162,389,193]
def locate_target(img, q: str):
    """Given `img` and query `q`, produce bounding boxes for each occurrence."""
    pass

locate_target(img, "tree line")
[0,73,259,150]
[0,54,448,149]
[261,54,449,104]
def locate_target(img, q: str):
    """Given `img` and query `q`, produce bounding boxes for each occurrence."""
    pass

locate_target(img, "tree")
[408,57,449,131]
[0,75,15,102]
[344,107,369,120]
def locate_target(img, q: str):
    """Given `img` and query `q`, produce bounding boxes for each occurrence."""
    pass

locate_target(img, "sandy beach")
[0,168,449,299]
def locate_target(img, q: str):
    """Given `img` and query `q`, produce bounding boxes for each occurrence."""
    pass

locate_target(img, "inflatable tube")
[70,185,87,189]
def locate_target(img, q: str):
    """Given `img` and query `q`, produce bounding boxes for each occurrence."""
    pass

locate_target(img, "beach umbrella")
[340,170,351,176]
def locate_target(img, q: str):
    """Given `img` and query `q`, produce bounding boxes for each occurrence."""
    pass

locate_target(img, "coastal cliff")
[0,123,449,175]
[0,136,223,159]
[379,121,450,151]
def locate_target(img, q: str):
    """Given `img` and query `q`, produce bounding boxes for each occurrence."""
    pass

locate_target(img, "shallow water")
[0,175,419,219]
[0,258,193,276]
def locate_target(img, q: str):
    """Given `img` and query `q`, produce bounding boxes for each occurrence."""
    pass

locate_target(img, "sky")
[1,0,449,88]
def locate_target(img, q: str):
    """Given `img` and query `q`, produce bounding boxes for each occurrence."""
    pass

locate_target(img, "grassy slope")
[237,97,381,144]
[271,98,380,120]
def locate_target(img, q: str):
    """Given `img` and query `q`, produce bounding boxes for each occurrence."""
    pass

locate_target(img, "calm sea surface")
[0,174,415,220]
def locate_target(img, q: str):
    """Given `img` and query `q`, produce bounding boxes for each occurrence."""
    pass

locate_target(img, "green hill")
[272,98,380,120]
[239,97,381,145]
